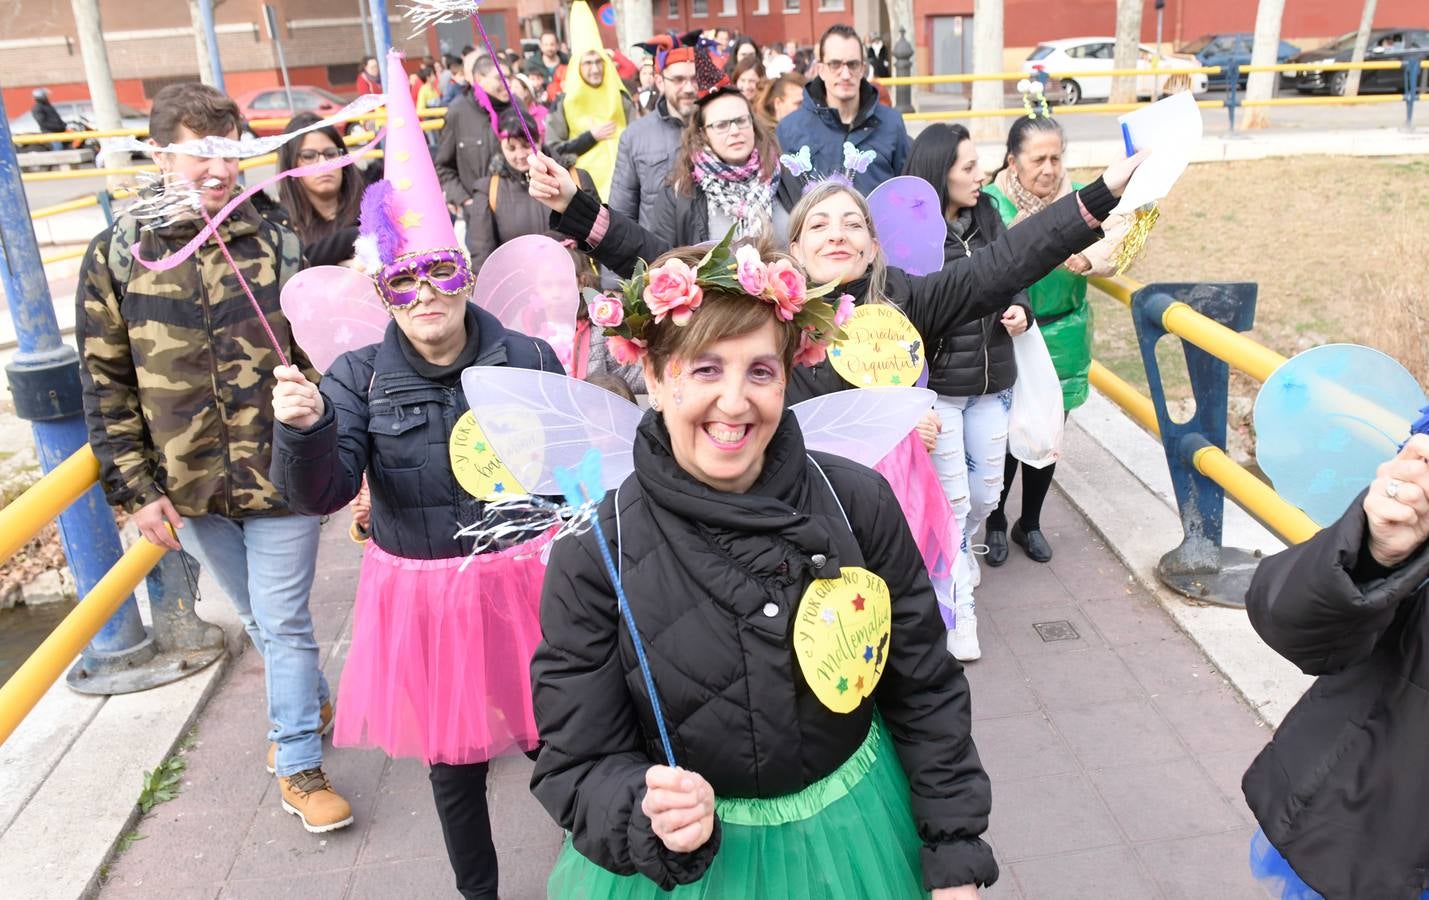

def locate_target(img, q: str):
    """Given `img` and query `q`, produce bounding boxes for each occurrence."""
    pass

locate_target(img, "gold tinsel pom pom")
[1112,204,1161,276]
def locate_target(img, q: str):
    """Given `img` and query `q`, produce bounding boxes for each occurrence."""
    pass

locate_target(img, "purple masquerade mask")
[377,248,474,308]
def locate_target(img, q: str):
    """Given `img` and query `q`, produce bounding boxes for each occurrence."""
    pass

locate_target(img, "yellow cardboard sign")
[449,411,526,500]
[827,304,926,388]
[793,566,893,714]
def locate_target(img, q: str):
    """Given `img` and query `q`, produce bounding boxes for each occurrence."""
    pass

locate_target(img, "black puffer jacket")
[1243,489,1429,899]
[550,171,805,278]
[785,180,1116,404]
[929,193,1033,398]
[531,412,997,891]
[271,305,562,559]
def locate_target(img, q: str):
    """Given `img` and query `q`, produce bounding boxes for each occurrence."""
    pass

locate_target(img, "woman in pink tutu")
[270,50,563,900]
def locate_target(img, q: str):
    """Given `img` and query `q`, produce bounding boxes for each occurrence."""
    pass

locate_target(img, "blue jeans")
[931,390,1014,611]
[181,513,328,776]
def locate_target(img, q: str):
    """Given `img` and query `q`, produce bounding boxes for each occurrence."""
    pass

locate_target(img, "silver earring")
[651,399,662,412]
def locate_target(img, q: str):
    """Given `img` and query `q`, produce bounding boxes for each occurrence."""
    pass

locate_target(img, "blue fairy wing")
[460,368,643,496]
[792,387,937,466]
[1254,343,1426,526]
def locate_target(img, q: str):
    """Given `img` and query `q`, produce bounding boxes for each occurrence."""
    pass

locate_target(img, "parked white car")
[1022,38,1209,105]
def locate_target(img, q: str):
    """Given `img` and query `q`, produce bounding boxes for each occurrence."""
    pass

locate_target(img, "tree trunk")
[1243,0,1287,128]
[613,0,651,63]
[1344,0,1379,97]
[1111,0,1143,104]
[969,0,1003,140]
[187,0,215,87]
[69,0,129,181]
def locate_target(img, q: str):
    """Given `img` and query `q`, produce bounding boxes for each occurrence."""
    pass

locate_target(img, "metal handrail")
[9,104,445,146]
[881,58,1406,87]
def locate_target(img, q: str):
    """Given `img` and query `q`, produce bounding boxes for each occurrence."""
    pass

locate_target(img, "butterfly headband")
[584,227,851,368]
[779,141,877,193]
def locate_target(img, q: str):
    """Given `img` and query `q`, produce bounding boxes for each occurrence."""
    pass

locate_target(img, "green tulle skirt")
[547,721,929,899]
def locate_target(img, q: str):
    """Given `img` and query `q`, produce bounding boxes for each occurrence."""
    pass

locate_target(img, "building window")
[667,0,679,18]
[721,0,737,15]
[693,0,707,15]
[784,0,800,12]
[818,0,844,9]
[753,0,769,13]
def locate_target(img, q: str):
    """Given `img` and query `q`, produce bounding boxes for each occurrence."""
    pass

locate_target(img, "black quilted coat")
[530,411,998,891]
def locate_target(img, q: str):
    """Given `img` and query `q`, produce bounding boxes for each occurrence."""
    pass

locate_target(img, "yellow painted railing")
[1087,275,1319,544]
[0,446,169,746]
[880,57,1406,87]
[9,103,446,146]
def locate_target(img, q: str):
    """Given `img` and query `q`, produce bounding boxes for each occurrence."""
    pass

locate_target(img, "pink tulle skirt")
[873,431,961,626]
[333,532,553,766]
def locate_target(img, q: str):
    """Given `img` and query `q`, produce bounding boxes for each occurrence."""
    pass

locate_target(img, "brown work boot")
[266,701,334,774]
[279,768,353,833]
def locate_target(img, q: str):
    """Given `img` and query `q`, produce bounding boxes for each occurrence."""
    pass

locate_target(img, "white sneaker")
[947,608,981,662]
[967,546,984,588]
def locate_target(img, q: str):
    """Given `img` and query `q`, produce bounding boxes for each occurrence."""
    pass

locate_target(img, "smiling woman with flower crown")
[530,235,995,900]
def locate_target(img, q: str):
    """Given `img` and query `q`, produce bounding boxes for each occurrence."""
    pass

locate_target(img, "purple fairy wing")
[473,234,580,372]
[866,176,947,277]
[280,265,390,372]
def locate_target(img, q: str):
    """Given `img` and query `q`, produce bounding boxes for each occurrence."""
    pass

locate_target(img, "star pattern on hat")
[395,177,413,191]
[694,48,730,100]
[398,209,424,229]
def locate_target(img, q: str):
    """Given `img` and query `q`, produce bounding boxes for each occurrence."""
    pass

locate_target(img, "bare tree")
[187,0,215,87]
[69,0,127,177]
[1111,0,1143,104]
[969,0,1004,140]
[613,0,651,62]
[1344,0,1379,97]
[1243,0,1287,128]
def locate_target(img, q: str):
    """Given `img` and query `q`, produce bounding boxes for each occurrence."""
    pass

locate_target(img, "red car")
[234,86,355,136]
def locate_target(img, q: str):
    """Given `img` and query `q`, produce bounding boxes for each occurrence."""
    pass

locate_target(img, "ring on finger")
[1386,478,1404,500]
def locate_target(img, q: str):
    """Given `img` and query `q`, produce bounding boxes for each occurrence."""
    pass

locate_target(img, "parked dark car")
[1178,33,1299,88]
[1282,28,1429,95]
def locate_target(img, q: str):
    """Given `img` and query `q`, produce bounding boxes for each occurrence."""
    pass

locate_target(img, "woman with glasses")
[526,53,804,279]
[275,112,366,267]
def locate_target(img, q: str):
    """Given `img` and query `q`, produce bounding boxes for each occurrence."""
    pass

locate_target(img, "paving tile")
[1151,685,1271,758]
[500,842,564,900]
[218,869,351,899]
[1196,750,1259,827]
[1135,826,1266,900]
[1089,759,1244,843]
[987,602,1108,657]
[976,557,1075,611]
[1011,846,1158,900]
[356,782,447,866]
[348,858,460,899]
[980,872,1026,900]
[1021,648,1144,711]
[962,651,1039,720]
[107,809,251,888]
[224,777,380,881]
[986,773,1124,862]
[100,884,221,900]
[1078,592,1180,645]
[1047,700,1188,770]
[491,775,565,853]
[971,713,1079,783]
[1117,637,1226,697]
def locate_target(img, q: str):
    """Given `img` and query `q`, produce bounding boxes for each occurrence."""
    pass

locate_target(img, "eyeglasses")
[296,147,344,164]
[704,114,753,135]
[822,58,865,75]
[662,74,696,88]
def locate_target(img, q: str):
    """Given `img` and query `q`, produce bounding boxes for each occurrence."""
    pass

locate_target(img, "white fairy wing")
[1254,343,1425,526]
[473,234,580,372]
[792,387,937,467]
[460,367,643,495]
[280,265,391,372]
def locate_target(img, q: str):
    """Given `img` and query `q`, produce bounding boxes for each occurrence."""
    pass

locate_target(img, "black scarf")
[395,305,482,387]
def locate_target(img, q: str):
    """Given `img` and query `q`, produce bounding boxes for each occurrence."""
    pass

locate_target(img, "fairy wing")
[792,387,937,467]
[460,367,643,496]
[865,176,947,277]
[1254,343,1426,526]
[280,265,390,372]
[473,234,580,372]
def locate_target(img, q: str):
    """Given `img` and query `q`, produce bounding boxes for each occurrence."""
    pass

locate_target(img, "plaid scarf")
[995,166,1072,226]
[691,148,776,237]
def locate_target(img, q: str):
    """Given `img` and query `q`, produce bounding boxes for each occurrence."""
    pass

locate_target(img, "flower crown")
[586,228,855,368]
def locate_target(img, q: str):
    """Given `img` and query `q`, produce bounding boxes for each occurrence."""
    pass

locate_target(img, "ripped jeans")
[931,390,1013,613]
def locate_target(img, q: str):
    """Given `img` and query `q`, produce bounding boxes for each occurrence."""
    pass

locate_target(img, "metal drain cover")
[1033,620,1080,642]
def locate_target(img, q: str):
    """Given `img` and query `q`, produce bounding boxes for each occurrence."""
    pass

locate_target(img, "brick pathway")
[97,485,1274,900]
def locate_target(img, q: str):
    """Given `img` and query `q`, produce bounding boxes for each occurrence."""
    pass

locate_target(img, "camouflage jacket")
[75,201,318,518]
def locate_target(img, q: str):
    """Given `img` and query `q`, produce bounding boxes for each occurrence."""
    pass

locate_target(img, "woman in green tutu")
[528,233,997,899]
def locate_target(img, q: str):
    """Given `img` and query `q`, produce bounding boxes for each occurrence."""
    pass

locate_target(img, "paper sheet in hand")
[1113,90,1202,213]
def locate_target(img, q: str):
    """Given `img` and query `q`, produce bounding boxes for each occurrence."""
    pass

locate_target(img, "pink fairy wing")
[280,265,390,372]
[866,176,947,277]
[473,235,580,372]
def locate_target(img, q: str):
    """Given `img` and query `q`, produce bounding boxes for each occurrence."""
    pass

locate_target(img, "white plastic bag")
[1007,323,1064,468]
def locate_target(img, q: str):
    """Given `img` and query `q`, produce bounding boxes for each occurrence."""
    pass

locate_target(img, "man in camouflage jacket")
[75,83,352,834]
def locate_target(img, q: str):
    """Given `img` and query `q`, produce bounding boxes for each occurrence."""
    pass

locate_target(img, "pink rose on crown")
[643,258,704,326]
[606,335,648,366]
[792,328,827,368]
[589,295,625,328]
[735,245,768,297]
[834,293,857,327]
[765,259,807,322]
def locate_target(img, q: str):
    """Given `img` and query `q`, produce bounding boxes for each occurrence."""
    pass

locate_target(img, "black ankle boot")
[1011,520,1053,563]
[985,525,1008,567]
